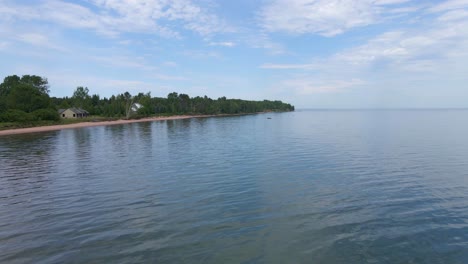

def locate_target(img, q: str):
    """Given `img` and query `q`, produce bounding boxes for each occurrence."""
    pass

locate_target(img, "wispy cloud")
[16,33,67,52]
[180,49,222,59]
[437,9,468,21]
[0,0,228,38]
[258,0,416,36]
[333,17,468,71]
[280,78,365,94]
[260,63,316,70]
[88,55,158,71]
[428,0,468,13]
[87,55,186,81]
[245,32,286,54]
[262,2,468,72]
[261,2,468,102]
[162,61,178,67]
[149,73,187,81]
[209,41,236,47]
[91,0,230,36]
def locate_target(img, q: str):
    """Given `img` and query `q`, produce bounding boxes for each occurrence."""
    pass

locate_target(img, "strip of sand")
[0,115,208,136]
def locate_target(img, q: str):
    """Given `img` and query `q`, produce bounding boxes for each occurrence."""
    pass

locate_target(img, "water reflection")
[0,132,60,200]
[0,132,59,172]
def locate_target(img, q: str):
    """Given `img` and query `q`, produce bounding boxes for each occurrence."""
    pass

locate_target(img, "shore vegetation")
[0,74,294,130]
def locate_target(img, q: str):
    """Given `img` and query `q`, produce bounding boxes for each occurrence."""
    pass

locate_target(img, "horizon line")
[295,108,468,111]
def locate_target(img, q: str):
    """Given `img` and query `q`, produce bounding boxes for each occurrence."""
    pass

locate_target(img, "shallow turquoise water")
[1,110,468,263]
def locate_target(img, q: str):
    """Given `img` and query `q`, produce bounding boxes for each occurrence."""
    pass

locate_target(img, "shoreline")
[0,115,216,136]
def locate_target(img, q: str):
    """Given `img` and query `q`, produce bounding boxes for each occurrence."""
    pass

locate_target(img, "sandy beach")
[0,115,207,136]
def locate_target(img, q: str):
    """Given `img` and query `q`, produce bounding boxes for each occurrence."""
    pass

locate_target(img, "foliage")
[0,109,35,123]
[32,109,60,121]
[6,83,51,112]
[0,75,20,97]
[72,86,90,108]
[0,75,49,96]
[0,96,6,113]
[18,75,50,95]
[1,74,295,123]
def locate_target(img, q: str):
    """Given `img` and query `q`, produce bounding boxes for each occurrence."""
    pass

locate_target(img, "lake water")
[1,110,468,263]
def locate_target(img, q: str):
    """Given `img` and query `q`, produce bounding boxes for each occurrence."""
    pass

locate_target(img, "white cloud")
[260,63,316,70]
[162,61,178,67]
[149,73,187,81]
[374,0,411,4]
[88,55,158,71]
[180,49,222,59]
[258,0,416,36]
[209,41,236,47]
[437,9,468,21]
[428,0,468,13]
[280,78,365,94]
[0,2,36,21]
[0,0,227,38]
[86,55,186,80]
[334,16,468,70]
[261,3,468,102]
[91,0,229,36]
[263,3,468,72]
[16,33,67,51]
[245,32,286,54]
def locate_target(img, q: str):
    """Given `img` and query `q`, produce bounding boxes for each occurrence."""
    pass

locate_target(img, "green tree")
[7,83,50,112]
[178,93,191,113]
[123,91,134,119]
[0,97,7,113]
[167,92,179,113]
[137,92,153,116]
[72,86,90,108]
[0,75,21,97]
[20,75,50,95]
[90,94,101,115]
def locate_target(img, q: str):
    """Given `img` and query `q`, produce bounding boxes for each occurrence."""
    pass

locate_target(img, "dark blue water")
[1,110,468,263]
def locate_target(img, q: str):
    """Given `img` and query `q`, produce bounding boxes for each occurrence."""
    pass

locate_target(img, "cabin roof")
[58,108,89,114]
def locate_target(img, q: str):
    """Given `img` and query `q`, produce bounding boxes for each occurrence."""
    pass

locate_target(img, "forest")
[0,74,294,123]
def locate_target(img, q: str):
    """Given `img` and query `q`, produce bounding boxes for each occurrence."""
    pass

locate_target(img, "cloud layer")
[1,0,467,108]
[260,0,468,101]
[259,0,415,36]
[1,0,227,37]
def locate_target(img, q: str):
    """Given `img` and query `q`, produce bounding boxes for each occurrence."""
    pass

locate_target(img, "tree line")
[0,74,294,122]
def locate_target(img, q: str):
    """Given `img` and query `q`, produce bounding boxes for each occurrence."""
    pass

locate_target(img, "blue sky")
[0,0,467,108]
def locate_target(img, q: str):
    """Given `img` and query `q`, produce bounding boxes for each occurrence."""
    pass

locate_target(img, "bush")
[0,97,6,113]
[32,108,60,121]
[0,109,34,122]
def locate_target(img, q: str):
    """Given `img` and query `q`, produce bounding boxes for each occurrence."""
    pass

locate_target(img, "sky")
[0,0,467,109]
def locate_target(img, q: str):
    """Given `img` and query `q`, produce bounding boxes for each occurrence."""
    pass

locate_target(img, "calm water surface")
[1,110,468,263]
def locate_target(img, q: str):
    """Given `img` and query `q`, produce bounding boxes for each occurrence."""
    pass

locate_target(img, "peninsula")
[0,74,294,135]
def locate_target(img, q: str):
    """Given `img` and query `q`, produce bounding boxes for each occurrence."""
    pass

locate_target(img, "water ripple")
[1,111,468,263]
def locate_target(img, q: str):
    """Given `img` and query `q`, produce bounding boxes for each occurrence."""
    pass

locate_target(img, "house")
[131,103,143,113]
[58,108,90,119]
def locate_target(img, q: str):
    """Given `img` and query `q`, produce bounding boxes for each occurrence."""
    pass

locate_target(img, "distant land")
[0,74,294,131]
